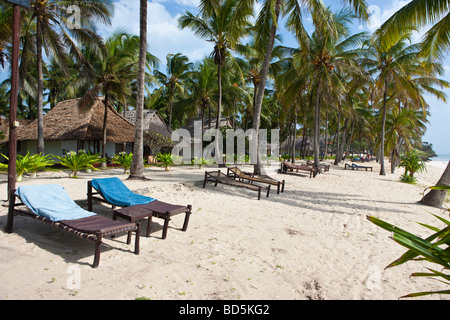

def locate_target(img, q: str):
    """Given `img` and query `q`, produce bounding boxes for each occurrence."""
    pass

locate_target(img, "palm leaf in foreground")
[366,214,450,298]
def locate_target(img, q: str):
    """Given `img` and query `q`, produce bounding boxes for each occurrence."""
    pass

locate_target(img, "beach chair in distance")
[344,163,373,171]
[280,161,318,178]
[306,160,330,172]
[203,170,270,200]
[226,167,285,194]
[11,184,140,268]
[87,177,192,239]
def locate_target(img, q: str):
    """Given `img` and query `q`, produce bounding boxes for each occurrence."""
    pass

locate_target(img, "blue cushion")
[16,184,96,222]
[91,177,156,207]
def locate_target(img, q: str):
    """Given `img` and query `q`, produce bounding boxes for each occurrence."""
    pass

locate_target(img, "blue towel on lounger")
[16,184,96,222]
[91,177,156,207]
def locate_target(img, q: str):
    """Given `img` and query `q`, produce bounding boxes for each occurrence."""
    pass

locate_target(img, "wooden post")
[6,5,21,233]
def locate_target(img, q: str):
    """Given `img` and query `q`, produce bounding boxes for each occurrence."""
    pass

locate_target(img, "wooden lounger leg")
[93,232,102,268]
[277,182,280,194]
[257,187,261,200]
[182,205,192,232]
[266,185,271,198]
[281,180,285,193]
[145,215,153,238]
[162,215,171,239]
[87,181,93,211]
[135,223,140,255]
[202,171,208,188]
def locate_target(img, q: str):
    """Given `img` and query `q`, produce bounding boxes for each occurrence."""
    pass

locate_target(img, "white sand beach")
[0,160,449,300]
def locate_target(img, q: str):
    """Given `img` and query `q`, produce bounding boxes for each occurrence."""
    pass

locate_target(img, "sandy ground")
[0,159,448,300]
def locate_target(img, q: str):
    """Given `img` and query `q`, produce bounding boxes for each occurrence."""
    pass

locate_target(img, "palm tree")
[362,32,447,175]
[21,0,113,154]
[129,0,149,180]
[244,0,369,174]
[154,53,193,129]
[77,31,141,162]
[376,0,450,207]
[183,57,218,142]
[286,8,367,169]
[179,0,252,163]
[379,0,450,60]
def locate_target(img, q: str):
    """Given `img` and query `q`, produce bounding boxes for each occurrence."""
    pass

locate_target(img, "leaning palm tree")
[21,0,113,154]
[154,53,193,129]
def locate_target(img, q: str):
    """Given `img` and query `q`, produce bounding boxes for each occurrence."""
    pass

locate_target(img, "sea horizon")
[431,154,450,162]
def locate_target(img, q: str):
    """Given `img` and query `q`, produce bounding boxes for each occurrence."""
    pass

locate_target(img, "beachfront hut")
[16,97,135,157]
[125,110,175,157]
[0,116,32,161]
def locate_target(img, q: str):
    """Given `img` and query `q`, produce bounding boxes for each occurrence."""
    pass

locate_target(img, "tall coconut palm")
[361,31,447,175]
[129,0,149,180]
[285,8,367,170]
[184,58,218,140]
[77,31,141,162]
[20,0,113,154]
[179,0,252,164]
[246,0,369,174]
[154,53,193,129]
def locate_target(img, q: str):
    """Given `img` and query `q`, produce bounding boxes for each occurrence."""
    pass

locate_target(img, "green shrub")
[112,152,133,174]
[398,149,426,184]
[191,157,213,168]
[156,153,173,171]
[1,152,54,181]
[55,150,105,178]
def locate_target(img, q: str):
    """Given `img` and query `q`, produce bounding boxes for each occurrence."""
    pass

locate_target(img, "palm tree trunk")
[215,60,224,166]
[36,17,45,155]
[334,104,341,165]
[129,0,147,179]
[419,161,450,208]
[252,0,282,175]
[313,82,322,169]
[101,87,109,167]
[380,79,388,175]
[322,109,328,161]
[339,118,349,162]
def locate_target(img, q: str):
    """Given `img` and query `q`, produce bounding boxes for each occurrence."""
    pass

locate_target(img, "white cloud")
[98,0,212,68]
[365,1,411,32]
[360,1,432,44]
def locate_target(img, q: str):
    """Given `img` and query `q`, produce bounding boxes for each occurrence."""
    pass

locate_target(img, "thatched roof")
[16,97,135,143]
[125,110,172,138]
[0,116,32,144]
[184,116,233,137]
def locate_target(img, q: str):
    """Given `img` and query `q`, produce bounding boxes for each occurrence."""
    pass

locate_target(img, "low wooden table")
[113,201,192,240]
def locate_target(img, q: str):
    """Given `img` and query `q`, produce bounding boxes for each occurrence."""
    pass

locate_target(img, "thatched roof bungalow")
[16,97,135,157]
[125,110,175,156]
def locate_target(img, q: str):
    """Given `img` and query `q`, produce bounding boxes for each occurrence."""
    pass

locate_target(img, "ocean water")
[429,154,450,169]
[432,154,450,162]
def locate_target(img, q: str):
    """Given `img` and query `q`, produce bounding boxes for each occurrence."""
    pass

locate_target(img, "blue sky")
[104,0,450,155]
[1,0,449,154]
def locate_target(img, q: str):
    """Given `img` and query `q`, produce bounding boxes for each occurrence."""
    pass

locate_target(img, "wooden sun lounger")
[203,170,270,200]
[226,167,285,194]
[11,192,140,268]
[280,162,318,178]
[306,160,330,172]
[87,179,192,239]
[345,163,373,171]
